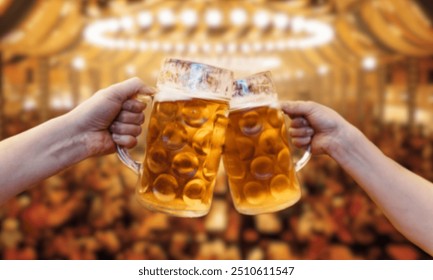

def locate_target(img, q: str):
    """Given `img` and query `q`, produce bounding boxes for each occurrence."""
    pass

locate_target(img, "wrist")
[58,112,94,160]
[326,122,364,165]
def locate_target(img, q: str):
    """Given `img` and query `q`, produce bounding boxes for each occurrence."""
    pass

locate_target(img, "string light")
[230,8,247,26]
[181,9,198,28]
[72,56,86,70]
[241,43,251,54]
[125,65,136,76]
[254,10,271,29]
[265,42,275,51]
[158,9,175,27]
[202,43,212,53]
[23,97,37,111]
[84,9,334,53]
[215,43,224,54]
[274,13,290,30]
[253,42,263,52]
[362,56,377,71]
[175,43,186,53]
[188,43,198,53]
[162,42,173,52]
[227,43,237,53]
[318,65,329,75]
[120,16,134,30]
[151,41,160,51]
[291,16,305,33]
[206,9,223,28]
[137,11,153,28]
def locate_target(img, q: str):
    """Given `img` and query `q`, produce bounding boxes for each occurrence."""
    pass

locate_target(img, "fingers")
[105,77,156,103]
[110,122,142,136]
[289,126,314,137]
[288,116,314,149]
[116,111,144,124]
[289,126,313,149]
[112,134,138,149]
[110,85,147,148]
[290,117,308,128]
[281,100,315,118]
[110,117,142,148]
[122,99,147,113]
[111,108,144,148]
[291,136,312,148]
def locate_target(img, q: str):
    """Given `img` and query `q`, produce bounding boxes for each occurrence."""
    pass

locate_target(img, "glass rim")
[161,58,233,75]
[156,58,234,100]
[232,71,277,99]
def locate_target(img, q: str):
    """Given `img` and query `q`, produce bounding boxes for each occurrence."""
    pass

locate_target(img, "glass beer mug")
[222,71,311,215]
[117,58,233,217]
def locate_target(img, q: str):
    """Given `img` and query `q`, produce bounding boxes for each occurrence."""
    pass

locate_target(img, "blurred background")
[1,0,433,260]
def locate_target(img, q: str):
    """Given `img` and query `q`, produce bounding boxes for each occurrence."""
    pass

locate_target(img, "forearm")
[329,124,433,255]
[0,113,90,204]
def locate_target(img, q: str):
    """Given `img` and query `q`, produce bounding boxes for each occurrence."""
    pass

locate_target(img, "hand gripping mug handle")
[278,102,312,172]
[116,94,154,175]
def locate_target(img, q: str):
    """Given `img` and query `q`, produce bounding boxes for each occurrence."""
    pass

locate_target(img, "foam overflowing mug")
[117,58,233,217]
[222,71,311,215]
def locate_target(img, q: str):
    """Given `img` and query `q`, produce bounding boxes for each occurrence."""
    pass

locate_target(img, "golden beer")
[138,98,229,216]
[117,58,233,217]
[223,72,309,215]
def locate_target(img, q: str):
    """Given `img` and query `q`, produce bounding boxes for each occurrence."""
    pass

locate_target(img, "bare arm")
[282,101,433,256]
[0,77,154,205]
[0,113,89,203]
[331,121,433,255]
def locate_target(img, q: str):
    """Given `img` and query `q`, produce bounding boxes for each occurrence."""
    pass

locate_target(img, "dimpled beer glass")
[223,71,311,215]
[117,58,233,217]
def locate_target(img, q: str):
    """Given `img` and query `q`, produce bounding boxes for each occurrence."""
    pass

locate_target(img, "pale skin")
[282,100,433,256]
[0,77,154,205]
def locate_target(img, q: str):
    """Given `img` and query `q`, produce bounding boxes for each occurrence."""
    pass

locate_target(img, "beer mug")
[117,58,233,217]
[222,71,311,215]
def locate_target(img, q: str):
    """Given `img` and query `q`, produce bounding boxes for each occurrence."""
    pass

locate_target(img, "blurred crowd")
[0,108,432,260]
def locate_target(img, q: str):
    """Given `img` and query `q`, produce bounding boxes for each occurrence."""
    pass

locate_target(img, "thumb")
[105,77,156,102]
[280,100,314,118]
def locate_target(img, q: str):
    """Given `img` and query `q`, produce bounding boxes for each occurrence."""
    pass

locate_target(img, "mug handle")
[294,145,311,172]
[116,94,154,175]
[278,103,312,172]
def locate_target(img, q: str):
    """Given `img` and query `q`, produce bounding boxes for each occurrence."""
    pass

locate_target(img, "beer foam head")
[156,58,233,102]
[231,71,278,110]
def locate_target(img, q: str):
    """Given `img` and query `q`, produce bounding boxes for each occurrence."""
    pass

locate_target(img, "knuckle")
[123,100,133,111]
[305,127,313,135]
[118,111,132,122]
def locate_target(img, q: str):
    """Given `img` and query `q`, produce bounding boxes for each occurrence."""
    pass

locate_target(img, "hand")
[67,77,155,157]
[281,101,352,156]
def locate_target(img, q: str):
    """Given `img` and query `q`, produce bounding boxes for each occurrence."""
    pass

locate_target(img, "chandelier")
[83,1,334,55]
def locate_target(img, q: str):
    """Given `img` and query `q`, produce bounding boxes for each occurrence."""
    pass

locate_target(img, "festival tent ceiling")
[1,0,433,75]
